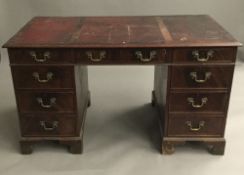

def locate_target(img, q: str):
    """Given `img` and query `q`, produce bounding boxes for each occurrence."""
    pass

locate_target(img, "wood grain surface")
[3,15,242,48]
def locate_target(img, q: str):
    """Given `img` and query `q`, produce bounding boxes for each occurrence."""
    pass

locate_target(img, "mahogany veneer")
[2,15,242,155]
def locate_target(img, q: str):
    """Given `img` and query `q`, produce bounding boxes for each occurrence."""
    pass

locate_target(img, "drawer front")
[119,48,169,64]
[172,47,236,63]
[75,49,116,64]
[11,66,74,89]
[16,91,76,113]
[20,115,77,136]
[167,114,225,137]
[169,92,229,113]
[75,48,169,64]
[8,49,74,64]
[170,65,234,89]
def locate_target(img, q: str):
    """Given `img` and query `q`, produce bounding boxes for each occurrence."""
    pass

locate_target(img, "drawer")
[11,66,75,89]
[20,115,77,137]
[16,91,76,113]
[167,114,225,137]
[169,92,229,113]
[119,48,168,64]
[172,47,236,63]
[8,49,74,64]
[75,48,169,64]
[170,65,234,89]
[75,49,117,64]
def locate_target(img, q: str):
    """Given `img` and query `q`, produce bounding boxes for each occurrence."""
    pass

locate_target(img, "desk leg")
[20,140,33,154]
[151,90,156,107]
[87,91,91,107]
[205,140,226,155]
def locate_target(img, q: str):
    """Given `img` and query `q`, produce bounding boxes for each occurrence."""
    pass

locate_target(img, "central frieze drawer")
[119,48,169,64]
[170,65,234,89]
[169,92,229,113]
[75,49,117,64]
[75,48,169,64]
[16,91,76,113]
[11,66,75,89]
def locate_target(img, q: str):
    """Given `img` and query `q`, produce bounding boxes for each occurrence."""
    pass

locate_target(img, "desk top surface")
[3,15,242,48]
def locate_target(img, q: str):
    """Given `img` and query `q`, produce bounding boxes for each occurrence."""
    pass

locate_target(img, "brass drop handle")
[86,51,106,62]
[185,121,205,131]
[36,97,56,108]
[32,72,54,83]
[29,51,50,63]
[187,97,208,108]
[190,72,212,83]
[135,50,157,62]
[192,50,214,62]
[40,121,58,131]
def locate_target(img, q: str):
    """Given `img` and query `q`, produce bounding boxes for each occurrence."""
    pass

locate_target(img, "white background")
[0,0,244,175]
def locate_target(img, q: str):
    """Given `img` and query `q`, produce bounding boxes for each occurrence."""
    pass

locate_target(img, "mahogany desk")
[3,15,242,155]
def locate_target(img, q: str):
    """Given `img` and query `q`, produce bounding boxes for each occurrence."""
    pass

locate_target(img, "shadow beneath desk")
[237,51,244,62]
[85,103,161,154]
[0,104,161,154]
[0,108,20,153]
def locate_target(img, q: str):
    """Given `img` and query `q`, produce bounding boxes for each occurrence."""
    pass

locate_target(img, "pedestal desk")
[2,15,242,155]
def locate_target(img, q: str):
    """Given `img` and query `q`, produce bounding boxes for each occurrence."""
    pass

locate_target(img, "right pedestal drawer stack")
[161,47,237,155]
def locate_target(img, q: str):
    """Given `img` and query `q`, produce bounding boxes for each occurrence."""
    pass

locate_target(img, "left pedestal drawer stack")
[8,49,90,154]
